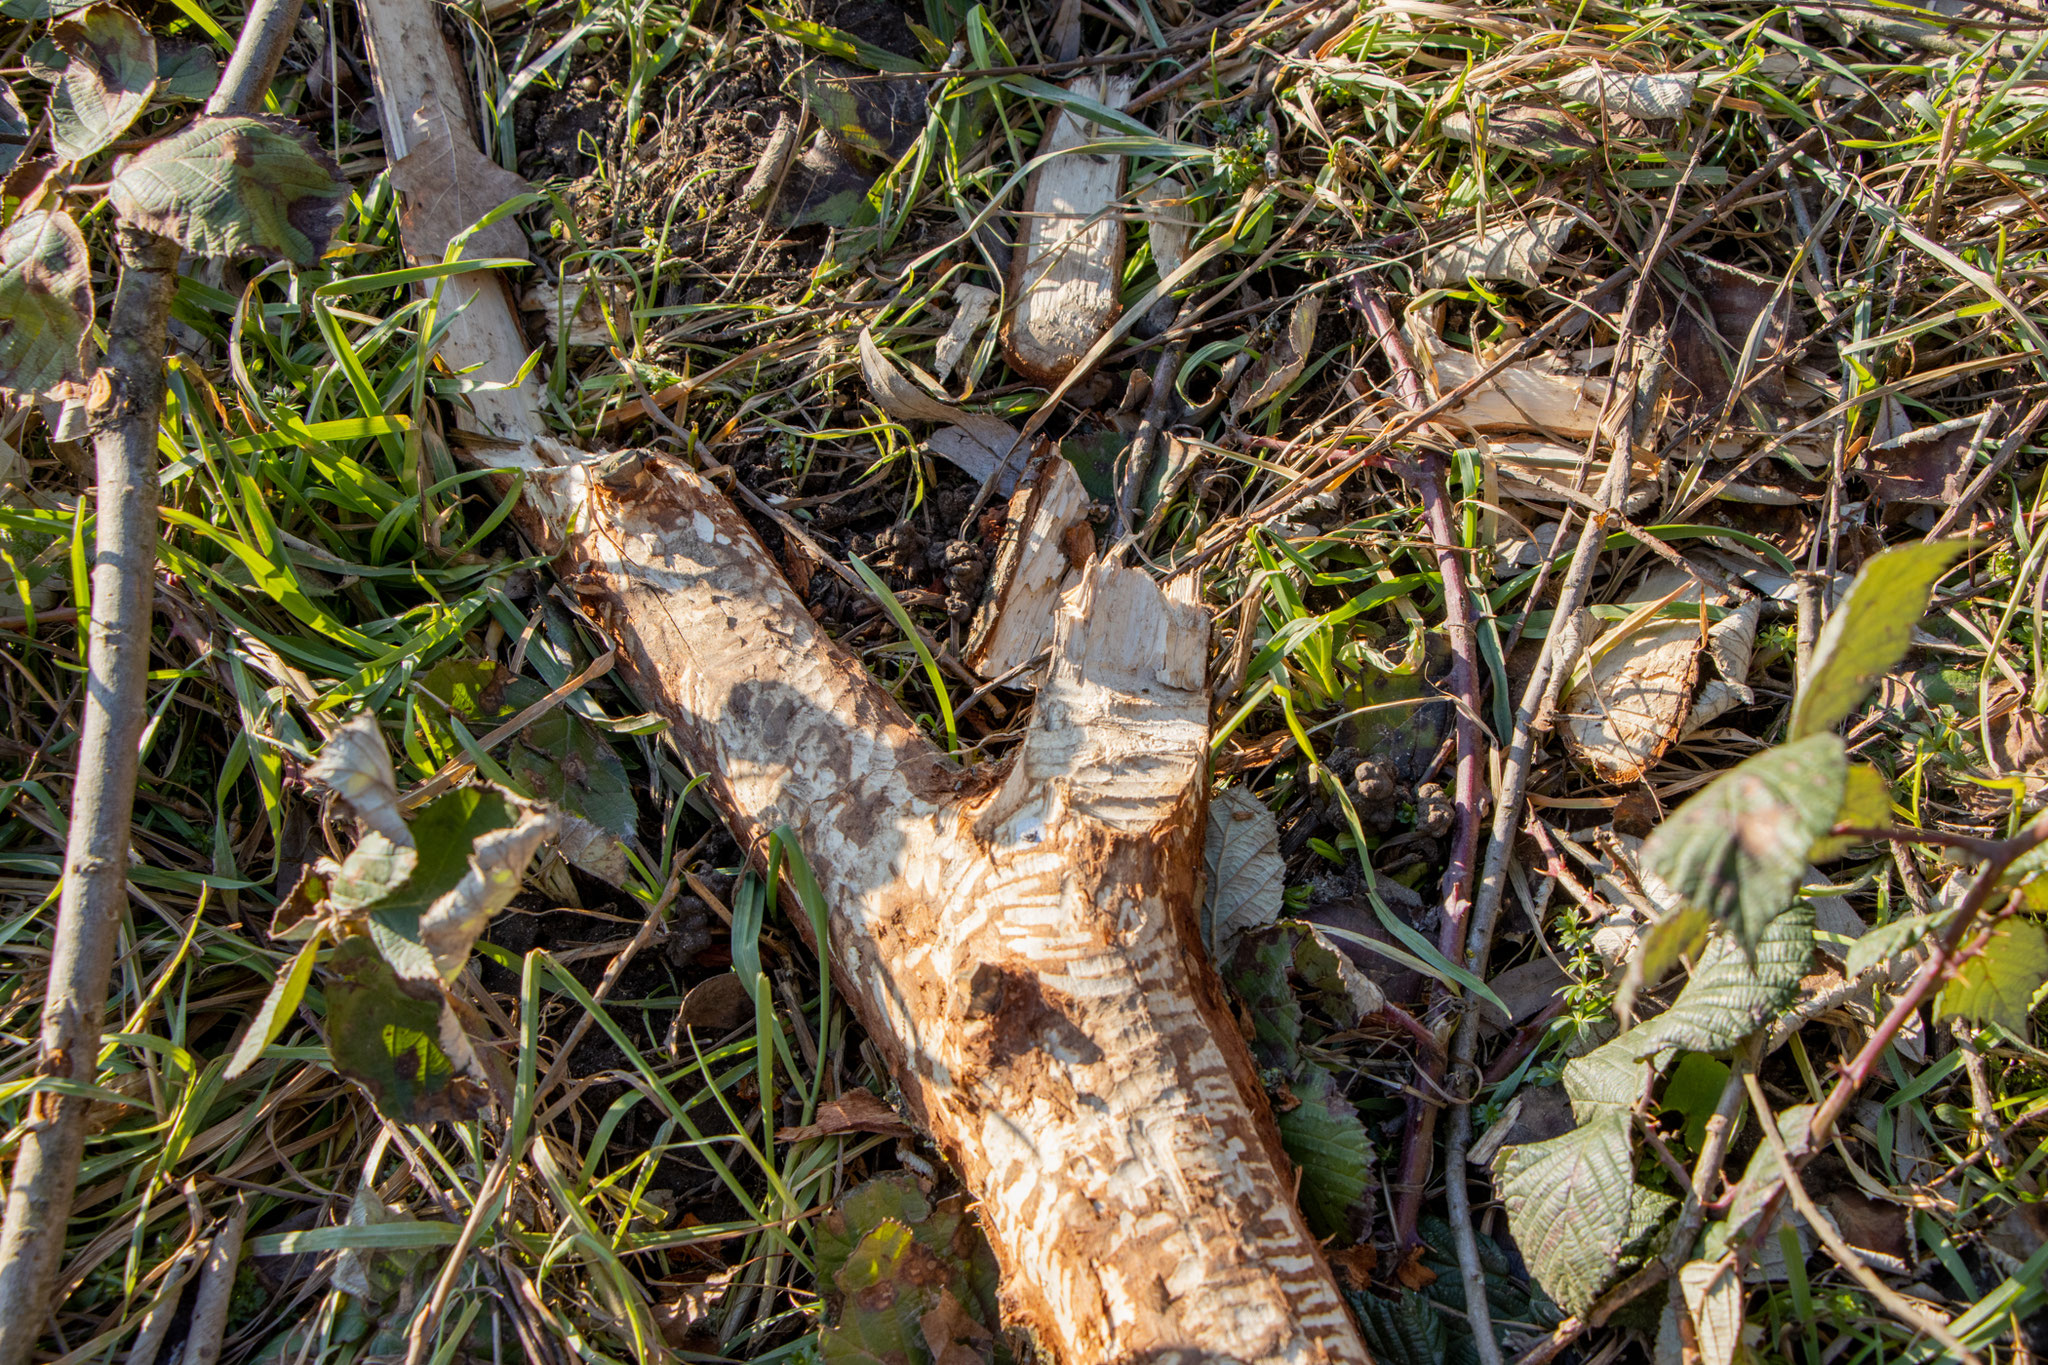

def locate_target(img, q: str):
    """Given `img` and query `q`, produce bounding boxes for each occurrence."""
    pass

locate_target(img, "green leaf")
[1790,539,1969,739]
[153,38,220,102]
[1493,1109,1637,1314]
[0,81,29,178]
[1843,911,1934,979]
[1809,762,1892,862]
[749,6,927,73]
[814,1175,1003,1365]
[504,685,637,844]
[1621,903,1814,1062]
[49,4,155,163]
[1659,1052,1732,1154]
[1617,904,1711,1021]
[0,209,93,398]
[1203,782,1284,956]
[343,787,517,939]
[324,934,487,1124]
[1277,1064,1374,1237]
[1561,1041,1651,1121]
[109,114,349,266]
[1642,733,1846,951]
[224,932,321,1078]
[415,797,555,980]
[1937,917,2048,1037]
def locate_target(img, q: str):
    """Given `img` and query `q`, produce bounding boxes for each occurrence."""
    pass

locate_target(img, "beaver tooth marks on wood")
[563,454,1370,1364]
[1004,74,1136,384]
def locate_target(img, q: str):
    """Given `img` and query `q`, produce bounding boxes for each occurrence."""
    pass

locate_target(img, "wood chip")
[933,283,997,385]
[965,453,1092,677]
[1003,74,1135,383]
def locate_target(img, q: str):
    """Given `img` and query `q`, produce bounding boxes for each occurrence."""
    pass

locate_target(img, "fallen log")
[355,6,1371,1360]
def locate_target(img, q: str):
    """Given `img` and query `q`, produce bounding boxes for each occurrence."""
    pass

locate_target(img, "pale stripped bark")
[356,5,1371,1358]
[574,461,1366,1362]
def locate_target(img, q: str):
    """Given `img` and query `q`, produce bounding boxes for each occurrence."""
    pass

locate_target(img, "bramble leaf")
[109,114,348,265]
[0,209,93,397]
[1493,1109,1637,1314]
[153,38,219,102]
[1789,539,1969,739]
[1809,762,1892,862]
[1642,733,1845,951]
[1843,911,1934,979]
[1277,1065,1374,1238]
[1620,903,1814,1062]
[1937,917,2047,1037]
[324,934,487,1124]
[49,4,155,162]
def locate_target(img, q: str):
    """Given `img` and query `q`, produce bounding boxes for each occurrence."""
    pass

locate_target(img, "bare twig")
[0,223,182,1365]
[0,8,300,1355]
[180,1197,249,1365]
[1745,1074,1984,1365]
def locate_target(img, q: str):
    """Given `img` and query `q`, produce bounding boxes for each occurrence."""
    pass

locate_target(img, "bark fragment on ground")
[1003,74,1135,383]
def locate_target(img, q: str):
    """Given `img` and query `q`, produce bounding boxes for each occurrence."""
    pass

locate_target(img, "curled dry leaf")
[1405,309,1621,441]
[108,115,350,267]
[0,209,94,398]
[1557,66,1701,119]
[1003,73,1135,383]
[49,3,155,163]
[1679,1256,1744,1365]
[932,283,997,386]
[1682,600,1760,735]
[1441,104,1595,164]
[1855,416,1980,506]
[1136,174,1194,329]
[1233,295,1322,414]
[304,713,414,849]
[1421,212,1572,288]
[415,797,557,980]
[1486,437,1659,513]
[776,1087,915,1142]
[1563,574,1709,783]
[859,328,1024,494]
[389,116,532,265]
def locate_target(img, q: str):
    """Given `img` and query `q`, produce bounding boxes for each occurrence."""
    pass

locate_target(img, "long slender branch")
[0,224,180,1365]
[0,8,301,1358]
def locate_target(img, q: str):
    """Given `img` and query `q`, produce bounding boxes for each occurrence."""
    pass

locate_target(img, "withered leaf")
[49,4,155,163]
[0,209,93,398]
[108,115,348,266]
[388,120,532,265]
[325,933,488,1124]
[776,1087,914,1142]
